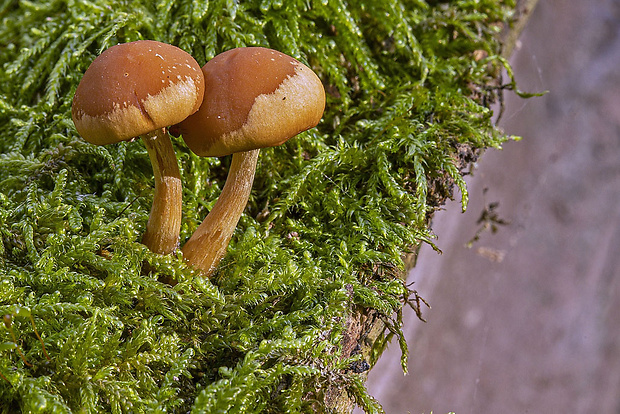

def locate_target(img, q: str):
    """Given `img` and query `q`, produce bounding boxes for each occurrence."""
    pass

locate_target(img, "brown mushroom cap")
[172,47,325,157]
[72,40,205,145]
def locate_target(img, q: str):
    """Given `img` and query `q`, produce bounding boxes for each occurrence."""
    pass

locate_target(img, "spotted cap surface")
[72,40,205,145]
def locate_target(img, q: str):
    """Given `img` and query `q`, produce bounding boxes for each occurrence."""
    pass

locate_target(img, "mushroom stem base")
[182,149,260,276]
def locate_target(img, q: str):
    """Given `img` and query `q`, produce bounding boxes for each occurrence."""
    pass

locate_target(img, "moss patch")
[1,0,518,412]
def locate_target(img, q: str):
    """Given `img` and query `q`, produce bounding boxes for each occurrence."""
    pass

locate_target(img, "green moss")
[1,0,518,412]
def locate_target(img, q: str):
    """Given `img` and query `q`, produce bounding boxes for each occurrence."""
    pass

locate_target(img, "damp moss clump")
[1,0,518,412]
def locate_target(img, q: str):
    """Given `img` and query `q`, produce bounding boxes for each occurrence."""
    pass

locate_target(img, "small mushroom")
[171,47,325,276]
[72,40,205,255]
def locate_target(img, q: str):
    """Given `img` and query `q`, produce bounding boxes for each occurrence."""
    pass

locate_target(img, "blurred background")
[364,0,620,413]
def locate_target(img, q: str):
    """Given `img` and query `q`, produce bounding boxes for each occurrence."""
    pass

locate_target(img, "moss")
[1,0,518,412]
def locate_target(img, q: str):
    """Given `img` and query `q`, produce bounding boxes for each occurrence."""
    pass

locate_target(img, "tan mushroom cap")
[72,40,205,145]
[173,47,325,157]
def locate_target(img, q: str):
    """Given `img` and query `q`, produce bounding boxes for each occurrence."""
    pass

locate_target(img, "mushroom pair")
[72,41,325,277]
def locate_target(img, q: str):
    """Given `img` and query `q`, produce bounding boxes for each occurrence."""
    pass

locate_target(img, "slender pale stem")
[140,128,183,255]
[182,149,260,276]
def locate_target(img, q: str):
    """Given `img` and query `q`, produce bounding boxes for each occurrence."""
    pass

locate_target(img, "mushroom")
[72,40,205,255]
[171,47,325,276]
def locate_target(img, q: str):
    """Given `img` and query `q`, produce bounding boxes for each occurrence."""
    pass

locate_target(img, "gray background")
[364,0,620,413]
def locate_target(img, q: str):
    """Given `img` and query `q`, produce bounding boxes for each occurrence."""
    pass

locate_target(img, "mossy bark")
[0,1,532,412]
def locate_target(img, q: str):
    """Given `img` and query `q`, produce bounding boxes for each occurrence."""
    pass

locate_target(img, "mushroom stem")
[182,149,260,276]
[141,127,183,255]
